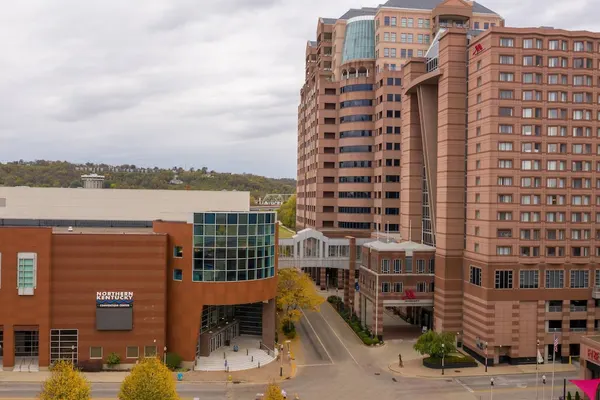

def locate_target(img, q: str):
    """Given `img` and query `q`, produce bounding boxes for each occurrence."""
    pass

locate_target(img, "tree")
[413,330,456,358]
[277,195,296,230]
[39,360,91,400]
[277,268,323,329]
[118,357,179,400]
[264,383,285,400]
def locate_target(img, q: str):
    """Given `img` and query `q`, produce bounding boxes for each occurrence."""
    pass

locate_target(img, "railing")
[548,306,562,312]
[570,306,587,312]
[426,57,438,73]
[570,327,587,332]
[259,341,274,357]
[547,328,562,332]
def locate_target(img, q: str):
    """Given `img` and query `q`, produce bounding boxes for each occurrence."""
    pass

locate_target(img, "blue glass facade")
[192,212,276,282]
[342,18,375,63]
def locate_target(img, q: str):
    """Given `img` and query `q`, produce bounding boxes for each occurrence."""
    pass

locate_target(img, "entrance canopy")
[570,379,600,399]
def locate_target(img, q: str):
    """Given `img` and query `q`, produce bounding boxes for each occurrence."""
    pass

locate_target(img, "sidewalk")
[0,356,297,385]
[389,357,577,379]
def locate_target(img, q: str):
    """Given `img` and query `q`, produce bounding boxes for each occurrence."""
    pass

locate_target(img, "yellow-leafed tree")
[118,357,179,400]
[39,360,91,400]
[277,268,324,328]
[264,383,285,400]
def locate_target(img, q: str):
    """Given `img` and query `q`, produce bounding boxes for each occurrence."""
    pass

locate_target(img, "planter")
[422,356,478,369]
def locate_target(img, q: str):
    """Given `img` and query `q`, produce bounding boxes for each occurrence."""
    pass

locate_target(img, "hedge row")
[327,296,381,346]
[423,355,478,369]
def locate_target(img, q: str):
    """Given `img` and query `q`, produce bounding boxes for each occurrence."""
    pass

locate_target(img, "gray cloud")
[0,0,597,177]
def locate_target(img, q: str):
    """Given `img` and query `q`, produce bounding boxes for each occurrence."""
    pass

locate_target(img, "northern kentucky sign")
[96,291,134,308]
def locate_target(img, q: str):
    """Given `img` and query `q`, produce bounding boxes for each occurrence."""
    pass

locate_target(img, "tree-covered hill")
[0,160,296,201]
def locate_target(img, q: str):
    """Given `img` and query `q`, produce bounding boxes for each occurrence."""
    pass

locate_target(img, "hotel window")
[495,270,513,289]
[496,246,512,256]
[390,33,396,42]
[523,56,534,65]
[126,346,139,359]
[384,48,390,57]
[571,270,589,288]
[499,107,513,117]
[384,16,390,26]
[470,266,482,286]
[17,253,36,296]
[418,34,424,44]
[381,259,390,273]
[498,194,512,203]
[391,17,397,26]
[401,33,406,43]
[407,18,413,27]
[549,40,559,50]
[394,282,403,293]
[391,48,397,57]
[418,18,424,28]
[498,177,512,186]
[596,270,600,287]
[499,124,513,134]
[523,39,535,48]
[498,142,513,151]
[144,346,158,358]
[416,282,428,293]
[520,270,539,289]
[416,260,425,273]
[574,41,585,51]
[381,282,391,293]
[407,34,413,43]
[90,347,103,359]
[546,270,564,288]
[401,17,407,27]
[384,32,389,41]
[499,72,514,82]
[499,37,514,47]
[393,259,401,273]
[499,55,514,64]
[498,160,512,168]
[500,90,514,99]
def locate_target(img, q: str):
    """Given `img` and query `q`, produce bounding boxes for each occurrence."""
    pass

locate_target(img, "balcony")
[548,306,562,312]
[570,327,587,333]
[570,306,588,312]
[593,287,600,299]
[547,328,562,333]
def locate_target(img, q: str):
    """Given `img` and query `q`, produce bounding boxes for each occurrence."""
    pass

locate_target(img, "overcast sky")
[0,0,597,178]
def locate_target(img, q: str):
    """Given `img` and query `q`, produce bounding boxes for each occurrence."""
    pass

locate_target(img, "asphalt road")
[0,302,583,399]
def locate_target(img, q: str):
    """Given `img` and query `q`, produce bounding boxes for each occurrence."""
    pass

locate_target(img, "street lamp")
[490,377,494,400]
[536,339,540,400]
[485,341,489,373]
[71,345,75,366]
[441,343,445,375]
[542,375,547,400]
[164,346,167,365]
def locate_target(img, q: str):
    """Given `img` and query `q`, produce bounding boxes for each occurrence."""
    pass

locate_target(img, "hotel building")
[298,0,600,365]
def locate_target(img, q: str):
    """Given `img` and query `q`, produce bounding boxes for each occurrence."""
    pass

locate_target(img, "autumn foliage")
[277,268,324,327]
[264,383,285,400]
[118,357,179,400]
[39,360,91,400]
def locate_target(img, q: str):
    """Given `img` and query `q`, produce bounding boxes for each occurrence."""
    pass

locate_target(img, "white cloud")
[0,0,597,177]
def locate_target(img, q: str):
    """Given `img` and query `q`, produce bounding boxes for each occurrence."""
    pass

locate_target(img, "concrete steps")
[195,349,276,372]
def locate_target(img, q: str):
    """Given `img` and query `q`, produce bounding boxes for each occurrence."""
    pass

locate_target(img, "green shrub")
[106,352,121,367]
[165,352,182,370]
[425,355,476,365]
[282,320,297,339]
[327,296,342,305]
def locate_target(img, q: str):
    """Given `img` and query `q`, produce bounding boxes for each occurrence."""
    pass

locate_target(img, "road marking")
[297,363,334,367]
[454,379,474,393]
[300,309,334,364]
[472,384,578,393]
[316,306,359,365]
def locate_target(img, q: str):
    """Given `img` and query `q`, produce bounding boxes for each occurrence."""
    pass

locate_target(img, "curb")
[387,363,577,379]
[324,301,387,349]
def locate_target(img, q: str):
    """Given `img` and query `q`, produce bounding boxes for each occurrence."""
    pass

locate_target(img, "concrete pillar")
[320,267,327,290]
[262,298,276,350]
[337,268,344,290]
[357,293,363,325]
[373,296,384,337]
[345,237,356,313]
[3,326,13,368]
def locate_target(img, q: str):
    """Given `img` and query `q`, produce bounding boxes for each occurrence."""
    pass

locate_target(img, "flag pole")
[536,340,539,400]
[551,335,557,399]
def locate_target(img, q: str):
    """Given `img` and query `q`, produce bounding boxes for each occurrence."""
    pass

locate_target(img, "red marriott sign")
[402,290,417,300]
[588,348,600,363]
[473,43,484,56]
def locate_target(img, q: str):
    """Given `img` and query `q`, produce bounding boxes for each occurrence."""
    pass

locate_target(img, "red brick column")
[320,267,326,290]
[337,268,344,290]
[372,296,384,337]
[3,325,14,368]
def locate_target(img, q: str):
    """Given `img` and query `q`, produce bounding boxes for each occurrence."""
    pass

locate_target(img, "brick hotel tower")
[299,0,600,364]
